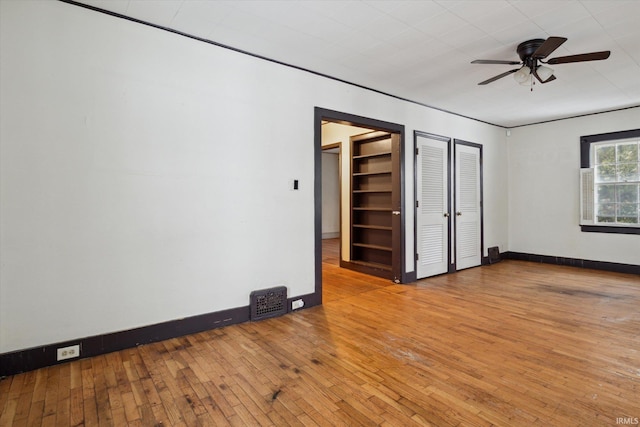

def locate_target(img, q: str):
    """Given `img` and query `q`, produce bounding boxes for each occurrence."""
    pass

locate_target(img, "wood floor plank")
[121,391,140,423]
[81,365,99,426]
[266,400,302,427]
[148,399,172,426]
[68,386,84,426]
[41,368,59,423]
[1,240,639,426]
[11,390,32,424]
[0,398,17,427]
[0,377,12,418]
[25,399,45,426]
[200,380,238,421]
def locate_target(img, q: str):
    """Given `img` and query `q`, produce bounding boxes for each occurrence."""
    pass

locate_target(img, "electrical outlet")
[57,344,80,361]
[292,299,304,310]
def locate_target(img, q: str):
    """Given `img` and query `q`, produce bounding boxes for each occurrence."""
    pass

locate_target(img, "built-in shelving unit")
[350,133,395,274]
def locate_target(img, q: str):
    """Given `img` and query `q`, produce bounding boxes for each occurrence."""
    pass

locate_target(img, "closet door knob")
[456,211,462,216]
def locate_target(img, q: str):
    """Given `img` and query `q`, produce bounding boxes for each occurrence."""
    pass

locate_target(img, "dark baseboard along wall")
[3,253,637,377]
[502,251,640,275]
[0,293,320,378]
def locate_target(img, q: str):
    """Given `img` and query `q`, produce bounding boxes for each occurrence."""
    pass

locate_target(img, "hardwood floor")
[1,242,639,426]
[322,238,394,303]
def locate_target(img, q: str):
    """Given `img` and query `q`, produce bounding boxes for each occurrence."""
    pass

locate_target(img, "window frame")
[580,128,640,235]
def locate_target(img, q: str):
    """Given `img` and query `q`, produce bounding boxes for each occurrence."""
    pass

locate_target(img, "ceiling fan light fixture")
[537,65,554,82]
[519,76,532,86]
[513,66,531,83]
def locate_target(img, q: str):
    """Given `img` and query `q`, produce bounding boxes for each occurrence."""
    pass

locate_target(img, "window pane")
[596,203,615,222]
[617,162,639,182]
[590,138,640,228]
[617,203,639,224]
[616,184,639,204]
[617,143,638,163]
[595,145,615,164]
[586,134,640,231]
[595,164,616,182]
[596,184,615,203]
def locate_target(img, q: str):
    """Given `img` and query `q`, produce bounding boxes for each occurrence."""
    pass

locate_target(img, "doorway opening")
[321,142,341,268]
[314,108,408,303]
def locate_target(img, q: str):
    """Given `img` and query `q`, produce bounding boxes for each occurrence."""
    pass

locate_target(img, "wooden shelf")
[352,151,392,160]
[353,224,392,231]
[353,207,392,211]
[353,243,392,252]
[352,189,392,194]
[349,260,392,271]
[353,170,392,177]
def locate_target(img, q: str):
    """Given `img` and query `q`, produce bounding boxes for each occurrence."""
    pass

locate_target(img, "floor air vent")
[488,246,501,264]
[250,286,287,321]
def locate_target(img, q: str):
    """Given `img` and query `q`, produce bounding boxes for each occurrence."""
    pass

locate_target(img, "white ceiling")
[73,0,640,127]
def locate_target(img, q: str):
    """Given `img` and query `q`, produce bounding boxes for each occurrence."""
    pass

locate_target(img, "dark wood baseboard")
[503,251,640,275]
[403,271,417,284]
[338,260,419,284]
[1,294,321,377]
[340,260,393,281]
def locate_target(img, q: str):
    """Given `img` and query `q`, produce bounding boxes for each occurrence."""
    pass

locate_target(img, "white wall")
[0,1,507,353]
[507,107,640,265]
[321,152,340,238]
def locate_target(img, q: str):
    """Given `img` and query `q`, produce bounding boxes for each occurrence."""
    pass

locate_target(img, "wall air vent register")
[250,286,287,321]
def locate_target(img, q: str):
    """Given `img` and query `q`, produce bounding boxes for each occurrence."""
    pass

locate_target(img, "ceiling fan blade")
[471,59,521,65]
[547,51,611,64]
[532,36,567,59]
[478,69,518,85]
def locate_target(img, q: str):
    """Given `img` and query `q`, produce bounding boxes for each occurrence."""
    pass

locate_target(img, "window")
[580,129,640,234]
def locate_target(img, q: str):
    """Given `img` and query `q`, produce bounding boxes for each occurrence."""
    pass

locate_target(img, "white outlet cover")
[57,344,80,361]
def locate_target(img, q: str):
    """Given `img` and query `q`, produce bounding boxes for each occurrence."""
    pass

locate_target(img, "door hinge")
[416,253,419,261]
[416,148,419,155]
[416,200,419,208]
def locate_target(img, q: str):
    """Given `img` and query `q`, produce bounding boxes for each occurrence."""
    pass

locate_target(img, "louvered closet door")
[455,143,481,270]
[416,136,449,278]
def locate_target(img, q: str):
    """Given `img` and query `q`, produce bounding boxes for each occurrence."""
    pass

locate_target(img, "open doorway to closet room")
[315,108,409,303]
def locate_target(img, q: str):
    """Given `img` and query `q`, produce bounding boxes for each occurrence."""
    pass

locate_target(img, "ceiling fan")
[472,37,610,87]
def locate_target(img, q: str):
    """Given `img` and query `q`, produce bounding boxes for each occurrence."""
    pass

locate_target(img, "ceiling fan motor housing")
[517,39,545,67]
